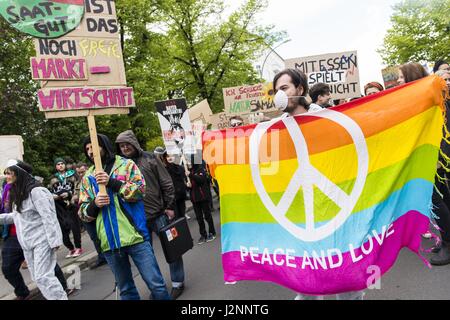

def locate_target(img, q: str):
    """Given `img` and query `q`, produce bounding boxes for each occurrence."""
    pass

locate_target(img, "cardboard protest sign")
[209,112,231,130]
[223,82,275,114]
[0,0,85,38]
[0,135,24,172]
[184,121,206,154]
[29,0,132,118]
[382,66,400,90]
[285,51,361,100]
[155,98,194,155]
[188,99,213,125]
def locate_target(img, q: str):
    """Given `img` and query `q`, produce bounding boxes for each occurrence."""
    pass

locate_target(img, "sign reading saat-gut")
[0,0,85,38]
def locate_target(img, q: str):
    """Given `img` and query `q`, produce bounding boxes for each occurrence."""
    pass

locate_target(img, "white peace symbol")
[249,109,369,242]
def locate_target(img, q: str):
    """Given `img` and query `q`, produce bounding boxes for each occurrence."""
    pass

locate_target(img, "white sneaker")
[422,232,433,239]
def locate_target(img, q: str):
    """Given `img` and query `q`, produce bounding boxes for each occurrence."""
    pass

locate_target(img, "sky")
[225,0,403,88]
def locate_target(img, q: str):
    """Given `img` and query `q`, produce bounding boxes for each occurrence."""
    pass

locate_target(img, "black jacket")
[166,163,188,200]
[115,130,175,221]
[189,164,212,203]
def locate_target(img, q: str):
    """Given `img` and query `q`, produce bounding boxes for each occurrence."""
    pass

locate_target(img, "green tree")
[0,0,284,178]
[380,0,450,65]
[153,0,286,112]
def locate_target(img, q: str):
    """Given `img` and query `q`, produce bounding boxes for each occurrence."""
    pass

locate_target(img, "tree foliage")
[380,0,450,65]
[0,0,283,180]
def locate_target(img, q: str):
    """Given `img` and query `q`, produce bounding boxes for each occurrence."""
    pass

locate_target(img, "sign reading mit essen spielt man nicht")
[285,51,361,100]
[0,0,134,195]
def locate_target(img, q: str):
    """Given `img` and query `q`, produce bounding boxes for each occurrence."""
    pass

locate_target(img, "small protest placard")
[382,66,400,89]
[188,99,213,125]
[155,98,193,155]
[0,0,85,38]
[223,82,275,114]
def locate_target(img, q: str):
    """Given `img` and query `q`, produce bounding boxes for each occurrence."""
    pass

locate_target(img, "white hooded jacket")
[0,187,63,251]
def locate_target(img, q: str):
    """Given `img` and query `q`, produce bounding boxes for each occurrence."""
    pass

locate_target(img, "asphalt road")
[63,196,450,301]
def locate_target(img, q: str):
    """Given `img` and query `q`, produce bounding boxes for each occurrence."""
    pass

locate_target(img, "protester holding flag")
[430,69,450,265]
[0,160,67,300]
[272,69,364,300]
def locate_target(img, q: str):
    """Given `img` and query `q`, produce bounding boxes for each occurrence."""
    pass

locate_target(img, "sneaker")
[206,233,216,242]
[198,236,206,245]
[185,214,191,220]
[66,288,76,296]
[170,285,185,300]
[422,232,432,239]
[72,248,83,258]
[431,244,442,254]
[65,250,75,259]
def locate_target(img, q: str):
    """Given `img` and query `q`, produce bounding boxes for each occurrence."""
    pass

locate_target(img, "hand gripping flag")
[203,76,447,295]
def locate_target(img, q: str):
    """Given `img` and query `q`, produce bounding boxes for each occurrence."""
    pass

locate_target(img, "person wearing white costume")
[272,69,364,301]
[0,160,67,300]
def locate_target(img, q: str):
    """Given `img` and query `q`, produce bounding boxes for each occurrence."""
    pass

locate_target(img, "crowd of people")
[0,59,449,300]
[0,130,217,300]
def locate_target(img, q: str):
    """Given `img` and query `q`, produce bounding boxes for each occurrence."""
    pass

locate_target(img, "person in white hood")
[0,160,67,300]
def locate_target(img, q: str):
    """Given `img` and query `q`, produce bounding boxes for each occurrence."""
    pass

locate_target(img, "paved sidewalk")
[0,199,198,300]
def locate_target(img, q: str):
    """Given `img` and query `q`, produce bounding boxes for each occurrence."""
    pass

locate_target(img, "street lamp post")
[259,39,291,79]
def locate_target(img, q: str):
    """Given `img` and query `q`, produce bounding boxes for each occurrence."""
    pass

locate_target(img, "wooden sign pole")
[87,113,107,195]
[179,152,192,188]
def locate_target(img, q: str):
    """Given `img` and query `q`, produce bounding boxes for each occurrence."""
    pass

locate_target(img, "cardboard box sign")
[285,51,361,100]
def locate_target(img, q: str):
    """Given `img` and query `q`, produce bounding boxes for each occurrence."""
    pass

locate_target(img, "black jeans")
[61,208,82,250]
[174,198,186,219]
[1,236,67,298]
[192,201,216,238]
[432,175,450,242]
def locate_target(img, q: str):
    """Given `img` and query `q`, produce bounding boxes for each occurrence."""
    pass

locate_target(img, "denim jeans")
[148,214,185,288]
[83,221,106,263]
[103,241,171,300]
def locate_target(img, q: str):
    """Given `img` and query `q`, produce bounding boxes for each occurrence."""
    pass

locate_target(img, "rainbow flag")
[203,76,446,295]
